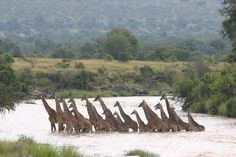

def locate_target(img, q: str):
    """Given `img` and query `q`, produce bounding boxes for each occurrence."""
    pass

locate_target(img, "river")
[0,96,236,157]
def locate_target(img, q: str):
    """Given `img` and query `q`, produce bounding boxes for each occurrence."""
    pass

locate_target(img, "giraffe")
[55,98,73,132]
[160,95,190,131]
[138,100,165,132]
[187,112,205,131]
[114,101,138,132]
[81,96,110,131]
[160,95,179,132]
[112,111,129,132]
[94,95,119,131]
[60,98,80,132]
[68,98,92,132]
[131,110,151,132]
[154,102,170,131]
[41,96,57,131]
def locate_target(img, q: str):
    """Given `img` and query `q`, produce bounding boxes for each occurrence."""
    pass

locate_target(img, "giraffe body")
[131,110,151,132]
[114,101,138,132]
[94,96,119,131]
[41,97,57,131]
[82,96,110,131]
[68,98,92,133]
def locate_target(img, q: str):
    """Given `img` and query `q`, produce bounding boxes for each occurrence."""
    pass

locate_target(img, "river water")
[0,96,236,157]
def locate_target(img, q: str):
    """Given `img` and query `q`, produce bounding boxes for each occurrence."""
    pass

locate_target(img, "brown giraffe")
[154,102,171,131]
[114,101,138,132]
[160,95,190,131]
[60,98,80,132]
[187,112,205,131]
[112,111,129,132]
[131,110,151,132]
[138,100,165,132]
[81,96,110,132]
[94,95,119,131]
[68,98,92,132]
[55,98,73,132]
[41,96,57,131]
[160,95,179,132]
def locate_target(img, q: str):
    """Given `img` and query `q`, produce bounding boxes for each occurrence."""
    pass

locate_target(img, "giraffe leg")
[50,123,53,131]
[53,123,56,131]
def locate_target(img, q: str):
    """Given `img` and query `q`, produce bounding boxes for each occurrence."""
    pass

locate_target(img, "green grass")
[0,136,82,157]
[12,58,188,73]
[126,149,158,157]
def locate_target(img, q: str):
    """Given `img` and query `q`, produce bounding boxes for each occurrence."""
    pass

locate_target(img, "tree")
[52,46,76,59]
[221,0,236,62]
[104,28,139,61]
[0,50,20,112]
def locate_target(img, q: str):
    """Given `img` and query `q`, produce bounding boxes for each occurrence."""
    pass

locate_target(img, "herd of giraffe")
[41,95,205,133]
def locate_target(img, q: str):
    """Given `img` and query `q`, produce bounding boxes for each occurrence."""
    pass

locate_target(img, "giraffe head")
[154,102,162,110]
[85,101,92,107]
[55,97,62,105]
[131,110,137,115]
[160,94,166,101]
[93,95,101,102]
[114,101,120,107]
[81,95,87,101]
[138,100,146,107]
[68,98,74,108]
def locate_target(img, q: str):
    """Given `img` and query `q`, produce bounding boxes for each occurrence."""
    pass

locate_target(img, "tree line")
[0,1,235,117]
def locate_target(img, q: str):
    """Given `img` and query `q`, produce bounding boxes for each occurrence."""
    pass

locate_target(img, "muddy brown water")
[0,96,236,157]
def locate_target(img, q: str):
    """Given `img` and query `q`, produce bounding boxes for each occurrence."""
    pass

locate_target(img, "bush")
[103,54,113,61]
[56,62,70,68]
[74,62,85,69]
[126,149,158,157]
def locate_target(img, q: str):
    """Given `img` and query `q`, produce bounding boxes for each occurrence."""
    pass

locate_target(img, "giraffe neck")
[188,113,199,126]
[146,104,156,116]
[159,105,168,120]
[92,105,103,120]
[86,103,94,119]
[98,98,108,111]
[142,105,152,121]
[55,99,63,113]
[115,114,123,124]
[117,104,128,120]
[134,112,144,125]
[164,97,174,118]
[62,100,70,114]
[41,97,54,114]
[71,100,83,119]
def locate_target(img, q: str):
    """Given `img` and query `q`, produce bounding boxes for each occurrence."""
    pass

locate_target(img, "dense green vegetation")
[0,136,82,157]
[0,51,21,112]
[0,0,231,61]
[0,0,223,42]
[174,0,236,117]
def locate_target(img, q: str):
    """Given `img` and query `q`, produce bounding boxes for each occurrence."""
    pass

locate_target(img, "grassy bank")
[12,58,188,73]
[126,149,158,157]
[0,136,82,157]
[11,57,235,117]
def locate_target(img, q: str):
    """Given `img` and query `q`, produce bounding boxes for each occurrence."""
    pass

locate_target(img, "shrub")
[103,54,113,61]
[74,62,85,69]
[126,149,158,157]
[56,62,70,69]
